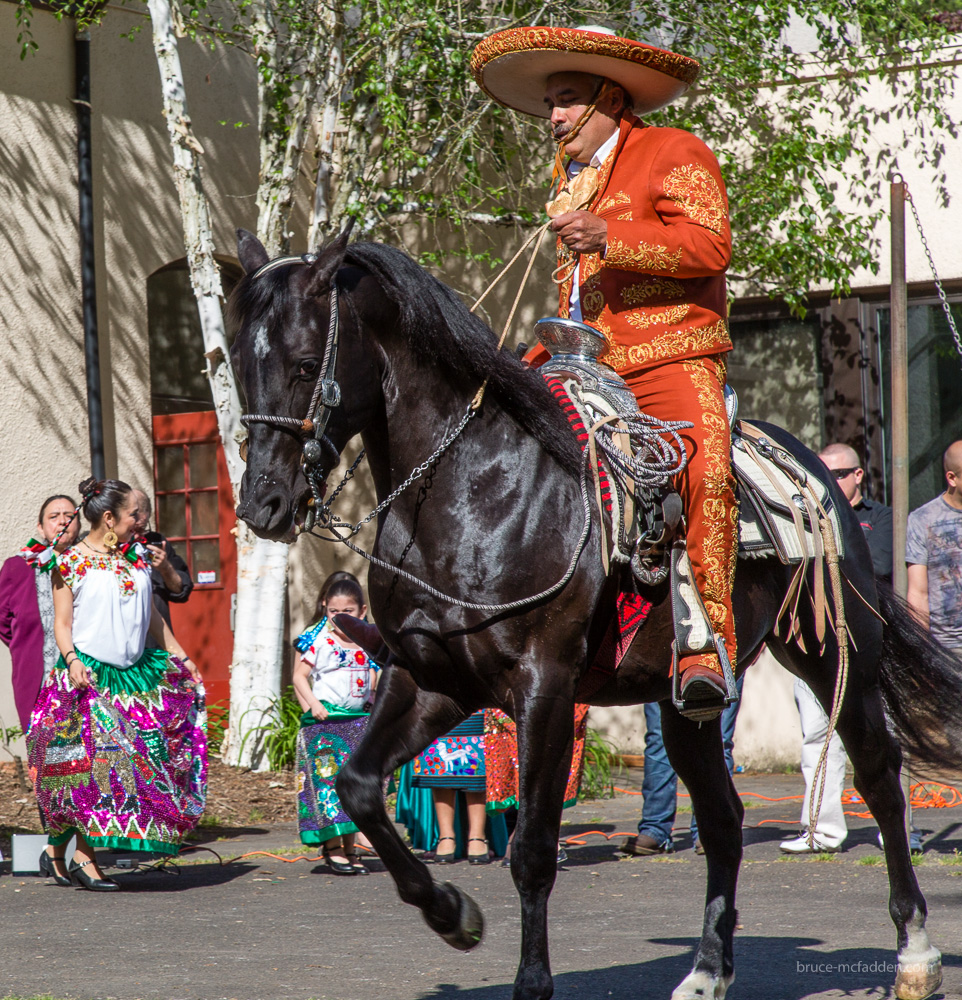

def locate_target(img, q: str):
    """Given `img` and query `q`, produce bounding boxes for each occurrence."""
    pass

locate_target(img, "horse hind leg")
[660,702,742,1000]
[509,688,576,1000]
[335,666,483,951]
[833,693,941,1000]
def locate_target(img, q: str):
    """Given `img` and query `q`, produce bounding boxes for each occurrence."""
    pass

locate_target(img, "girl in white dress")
[293,577,377,874]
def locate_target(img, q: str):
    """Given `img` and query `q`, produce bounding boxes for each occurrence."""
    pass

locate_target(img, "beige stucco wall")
[0,6,259,751]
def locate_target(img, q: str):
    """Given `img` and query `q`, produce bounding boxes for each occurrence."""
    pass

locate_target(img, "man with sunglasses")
[780,442,893,854]
[820,442,892,580]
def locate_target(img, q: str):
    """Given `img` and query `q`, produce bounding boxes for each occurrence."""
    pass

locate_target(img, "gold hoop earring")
[103,529,119,552]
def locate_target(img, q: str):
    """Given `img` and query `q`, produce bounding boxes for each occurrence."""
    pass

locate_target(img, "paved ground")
[3,770,962,1000]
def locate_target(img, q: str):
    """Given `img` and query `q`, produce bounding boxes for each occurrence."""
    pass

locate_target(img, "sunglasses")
[831,467,858,479]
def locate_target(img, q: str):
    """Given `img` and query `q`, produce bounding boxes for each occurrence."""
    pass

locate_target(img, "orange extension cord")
[155,782,960,864]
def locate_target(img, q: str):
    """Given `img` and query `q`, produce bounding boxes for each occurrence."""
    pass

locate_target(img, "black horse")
[230,229,962,1000]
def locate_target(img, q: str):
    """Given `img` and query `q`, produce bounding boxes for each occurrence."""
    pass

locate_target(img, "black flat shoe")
[322,844,357,875]
[39,851,72,886]
[344,851,370,875]
[467,838,491,866]
[432,836,457,864]
[68,858,120,892]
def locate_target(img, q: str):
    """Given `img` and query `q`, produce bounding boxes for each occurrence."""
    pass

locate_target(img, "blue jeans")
[637,675,744,847]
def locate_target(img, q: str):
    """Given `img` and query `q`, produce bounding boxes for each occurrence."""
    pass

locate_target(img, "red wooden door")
[152,412,236,709]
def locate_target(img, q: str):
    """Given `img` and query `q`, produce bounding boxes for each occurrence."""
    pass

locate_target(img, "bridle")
[240,255,343,527]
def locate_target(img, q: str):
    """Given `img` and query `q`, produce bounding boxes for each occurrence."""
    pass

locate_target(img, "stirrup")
[671,635,739,723]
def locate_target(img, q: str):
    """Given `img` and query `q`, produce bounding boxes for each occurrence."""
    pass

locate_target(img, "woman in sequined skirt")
[27,478,207,891]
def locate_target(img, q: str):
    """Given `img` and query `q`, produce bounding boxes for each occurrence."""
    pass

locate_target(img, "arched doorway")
[147,259,241,709]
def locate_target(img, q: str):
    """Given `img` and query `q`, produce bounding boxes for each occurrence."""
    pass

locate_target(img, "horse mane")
[341,242,583,480]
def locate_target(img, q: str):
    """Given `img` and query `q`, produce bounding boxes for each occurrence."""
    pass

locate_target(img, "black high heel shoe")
[39,851,72,886]
[68,858,120,892]
[467,838,491,866]
[322,843,357,875]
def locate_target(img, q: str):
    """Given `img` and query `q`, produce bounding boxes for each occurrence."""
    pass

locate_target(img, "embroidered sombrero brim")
[471,27,700,118]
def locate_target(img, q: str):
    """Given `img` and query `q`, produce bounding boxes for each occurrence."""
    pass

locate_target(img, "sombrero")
[470,25,700,118]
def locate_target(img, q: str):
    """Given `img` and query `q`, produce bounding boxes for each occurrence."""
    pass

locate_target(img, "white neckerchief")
[567,128,619,322]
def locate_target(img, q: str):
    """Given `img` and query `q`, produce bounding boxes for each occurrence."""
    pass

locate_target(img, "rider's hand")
[311,702,329,721]
[549,211,608,254]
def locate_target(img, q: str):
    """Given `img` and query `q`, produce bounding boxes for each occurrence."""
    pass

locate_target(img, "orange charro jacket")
[527,113,732,378]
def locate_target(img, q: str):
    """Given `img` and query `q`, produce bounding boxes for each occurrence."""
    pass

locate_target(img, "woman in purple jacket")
[0,495,80,734]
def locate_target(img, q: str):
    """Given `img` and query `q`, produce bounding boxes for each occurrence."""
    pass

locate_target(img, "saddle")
[535,318,846,711]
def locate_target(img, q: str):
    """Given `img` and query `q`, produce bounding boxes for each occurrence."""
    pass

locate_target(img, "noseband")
[240,257,342,514]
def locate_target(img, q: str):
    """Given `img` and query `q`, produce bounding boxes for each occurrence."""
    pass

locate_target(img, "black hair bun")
[78,476,102,500]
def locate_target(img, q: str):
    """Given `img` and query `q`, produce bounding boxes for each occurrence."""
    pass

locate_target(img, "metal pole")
[76,29,105,480]
[890,176,913,845]
[890,178,909,597]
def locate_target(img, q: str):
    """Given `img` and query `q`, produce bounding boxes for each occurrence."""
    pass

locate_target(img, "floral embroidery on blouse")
[57,548,141,599]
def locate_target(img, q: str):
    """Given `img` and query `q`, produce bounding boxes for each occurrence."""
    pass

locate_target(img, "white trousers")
[795,679,848,848]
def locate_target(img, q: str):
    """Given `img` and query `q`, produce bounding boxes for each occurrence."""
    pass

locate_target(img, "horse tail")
[876,583,962,774]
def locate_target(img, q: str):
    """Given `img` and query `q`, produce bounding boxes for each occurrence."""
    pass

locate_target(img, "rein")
[237,245,595,615]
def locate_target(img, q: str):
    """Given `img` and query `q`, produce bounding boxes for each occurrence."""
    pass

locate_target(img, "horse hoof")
[670,970,734,1000]
[895,956,942,1000]
[433,881,484,952]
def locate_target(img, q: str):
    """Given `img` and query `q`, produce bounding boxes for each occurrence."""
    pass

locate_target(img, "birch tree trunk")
[147,0,287,770]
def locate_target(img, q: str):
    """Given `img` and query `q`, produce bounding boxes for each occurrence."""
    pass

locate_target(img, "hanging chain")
[905,186,962,368]
[308,407,476,538]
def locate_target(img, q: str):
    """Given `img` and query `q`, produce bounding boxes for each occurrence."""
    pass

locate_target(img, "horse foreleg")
[661,702,742,1000]
[510,686,575,1000]
[836,694,942,1000]
[336,666,482,950]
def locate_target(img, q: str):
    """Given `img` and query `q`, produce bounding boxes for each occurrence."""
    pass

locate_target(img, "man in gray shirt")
[906,440,962,655]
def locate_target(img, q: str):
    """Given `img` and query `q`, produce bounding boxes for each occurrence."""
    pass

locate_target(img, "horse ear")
[306,225,352,297]
[237,229,269,274]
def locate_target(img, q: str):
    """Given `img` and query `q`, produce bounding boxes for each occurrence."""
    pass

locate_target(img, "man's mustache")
[551,124,571,142]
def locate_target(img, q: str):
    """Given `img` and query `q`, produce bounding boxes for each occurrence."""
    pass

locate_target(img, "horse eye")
[298,359,320,380]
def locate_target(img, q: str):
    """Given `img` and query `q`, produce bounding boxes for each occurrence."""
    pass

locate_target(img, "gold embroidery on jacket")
[621,278,686,306]
[595,190,632,214]
[615,211,634,221]
[663,164,727,236]
[625,304,691,330]
[603,319,730,370]
[580,253,602,281]
[605,236,682,273]
[580,274,604,321]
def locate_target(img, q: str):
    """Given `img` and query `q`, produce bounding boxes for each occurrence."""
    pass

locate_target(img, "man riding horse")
[472,26,737,716]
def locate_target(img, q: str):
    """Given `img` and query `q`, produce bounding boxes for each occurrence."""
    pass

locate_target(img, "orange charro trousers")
[624,355,738,677]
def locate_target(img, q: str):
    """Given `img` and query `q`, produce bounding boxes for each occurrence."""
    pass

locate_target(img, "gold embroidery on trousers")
[682,358,737,665]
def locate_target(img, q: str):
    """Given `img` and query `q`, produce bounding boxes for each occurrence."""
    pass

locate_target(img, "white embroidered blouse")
[56,546,153,667]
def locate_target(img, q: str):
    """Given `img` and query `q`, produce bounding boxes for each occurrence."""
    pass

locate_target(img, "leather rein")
[237,254,593,615]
